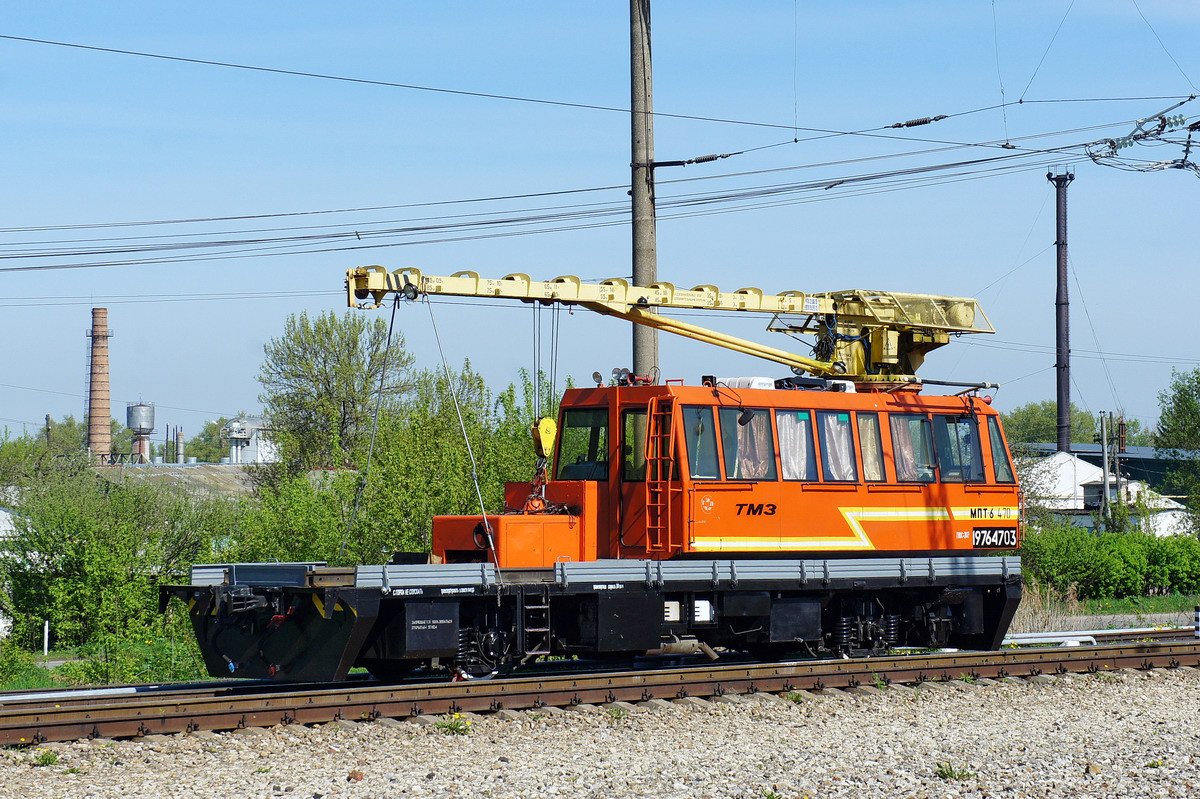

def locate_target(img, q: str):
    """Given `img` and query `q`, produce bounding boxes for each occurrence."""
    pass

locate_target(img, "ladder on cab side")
[644,396,676,553]
[522,589,552,657]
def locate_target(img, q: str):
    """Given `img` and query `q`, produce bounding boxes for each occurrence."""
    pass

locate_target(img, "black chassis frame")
[161,556,1021,682]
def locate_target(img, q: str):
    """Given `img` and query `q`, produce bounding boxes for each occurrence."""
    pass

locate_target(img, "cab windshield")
[556,408,609,480]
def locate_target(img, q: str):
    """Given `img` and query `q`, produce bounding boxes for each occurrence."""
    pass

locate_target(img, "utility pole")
[1100,411,1110,523]
[630,0,659,379]
[1047,167,1075,453]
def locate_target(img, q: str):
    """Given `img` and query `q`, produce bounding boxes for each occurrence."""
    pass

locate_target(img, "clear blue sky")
[2,2,1197,442]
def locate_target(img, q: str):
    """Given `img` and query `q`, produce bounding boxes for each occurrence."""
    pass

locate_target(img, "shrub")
[1022,522,1200,599]
[0,641,56,690]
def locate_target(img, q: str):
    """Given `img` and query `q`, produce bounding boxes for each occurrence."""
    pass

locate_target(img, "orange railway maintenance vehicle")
[162,267,1022,681]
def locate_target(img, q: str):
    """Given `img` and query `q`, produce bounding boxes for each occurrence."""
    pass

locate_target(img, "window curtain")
[735,413,775,479]
[778,411,814,480]
[858,414,884,481]
[821,413,857,481]
[890,415,918,481]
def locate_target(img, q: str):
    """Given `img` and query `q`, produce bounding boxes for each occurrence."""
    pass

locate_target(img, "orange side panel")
[432,481,600,568]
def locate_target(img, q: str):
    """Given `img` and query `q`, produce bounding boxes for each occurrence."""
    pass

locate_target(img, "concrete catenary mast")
[630,0,658,379]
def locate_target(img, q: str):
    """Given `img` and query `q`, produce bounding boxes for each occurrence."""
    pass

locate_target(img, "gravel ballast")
[2,668,1198,798]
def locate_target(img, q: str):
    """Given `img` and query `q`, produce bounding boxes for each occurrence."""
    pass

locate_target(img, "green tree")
[1156,368,1200,451]
[229,364,549,565]
[999,400,1098,445]
[185,418,229,463]
[257,310,414,472]
[108,417,133,458]
[0,414,95,482]
[47,414,87,454]
[0,455,236,681]
[1155,367,1200,504]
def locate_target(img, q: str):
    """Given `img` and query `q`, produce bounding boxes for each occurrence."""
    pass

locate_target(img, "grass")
[435,713,472,735]
[1011,579,1200,634]
[1080,594,1200,615]
[605,706,628,720]
[31,749,59,767]
[1008,579,1083,634]
[935,761,975,780]
[0,665,60,692]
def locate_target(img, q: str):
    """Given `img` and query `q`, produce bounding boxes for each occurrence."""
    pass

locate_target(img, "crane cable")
[339,294,401,563]
[426,296,503,581]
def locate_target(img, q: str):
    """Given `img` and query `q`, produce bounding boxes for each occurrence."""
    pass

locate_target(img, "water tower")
[127,402,155,464]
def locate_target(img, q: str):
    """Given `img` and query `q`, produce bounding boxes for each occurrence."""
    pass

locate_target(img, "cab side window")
[933,415,984,482]
[681,405,720,480]
[556,408,609,480]
[889,414,936,482]
[857,412,886,482]
[719,407,777,480]
[622,409,647,481]
[817,411,858,482]
[987,416,1016,483]
[776,409,817,481]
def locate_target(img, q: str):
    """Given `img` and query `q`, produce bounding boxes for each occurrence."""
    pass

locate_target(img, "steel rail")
[1091,626,1196,643]
[3,641,1199,745]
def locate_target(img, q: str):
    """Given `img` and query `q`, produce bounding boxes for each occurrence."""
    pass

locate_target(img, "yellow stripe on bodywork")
[691,539,792,552]
[692,507,950,551]
[837,507,950,549]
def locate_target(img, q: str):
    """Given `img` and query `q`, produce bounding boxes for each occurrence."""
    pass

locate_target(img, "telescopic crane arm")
[346,265,993,383]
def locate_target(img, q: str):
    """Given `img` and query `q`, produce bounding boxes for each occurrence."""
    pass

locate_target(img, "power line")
[0,380,238,418]
[1129,0,1198,93]
[3,32,1192,182]
[963,338,1200,366]
[0,33,935,137]
[0,143,1115,273]
[1019,0,1076,101]
[0,290,335,308]
[0,102,1177,243]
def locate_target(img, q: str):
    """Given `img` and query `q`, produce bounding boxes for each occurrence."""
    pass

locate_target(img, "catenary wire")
[1019,0,1076,101]
[0,147,1105,272]
[1129,0,1198,93]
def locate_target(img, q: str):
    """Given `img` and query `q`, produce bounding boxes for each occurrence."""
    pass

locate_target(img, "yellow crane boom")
[345,265,993,383]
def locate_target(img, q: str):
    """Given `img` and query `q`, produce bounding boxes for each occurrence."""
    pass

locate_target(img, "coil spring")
[884,614,901,645]
[836,616,855,648]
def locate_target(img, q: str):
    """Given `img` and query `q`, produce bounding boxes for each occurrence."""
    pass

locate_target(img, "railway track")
[3,637,1199,746]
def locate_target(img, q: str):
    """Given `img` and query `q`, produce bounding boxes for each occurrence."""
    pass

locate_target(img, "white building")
[1022,451,1191,536]
[222,417,278,465]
